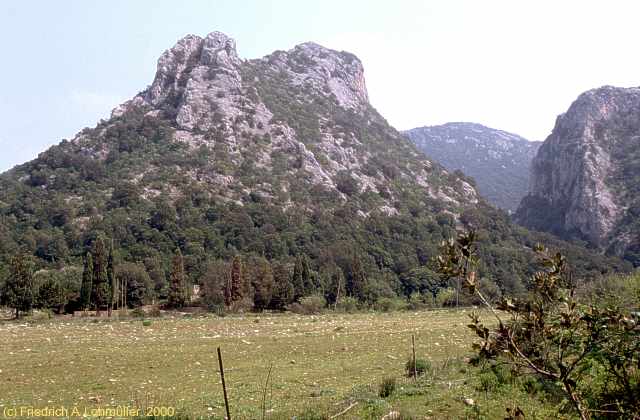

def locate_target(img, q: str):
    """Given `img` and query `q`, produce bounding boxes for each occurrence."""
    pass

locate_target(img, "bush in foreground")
[436,230,640,419]
[405,357,431,377]
[378,377,396,398]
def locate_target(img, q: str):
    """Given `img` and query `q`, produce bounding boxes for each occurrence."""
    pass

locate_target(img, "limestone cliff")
[516,86,640,264]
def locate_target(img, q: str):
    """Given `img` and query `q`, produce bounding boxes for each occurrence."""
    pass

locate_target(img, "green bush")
[378,377,396,398]
[478,371,499,393]
[406,292,429,310]
[374,297,406,312]
[142,319,152,327]
[335,296,359,313]
[435,288,456,307]
[405,357,431,377]
[287,295,326,315]
[491,363,513,385]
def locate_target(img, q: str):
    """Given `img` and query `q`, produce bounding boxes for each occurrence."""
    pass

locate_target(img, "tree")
[346,253,368,302]
[323,264,345,307]
[167,248,186,308]
[1,253,34,318]
[249,257,274,311]
[59,266,82,311]
[292,254,312,301]
[227,255,245,305]
[401,266,446,301]
[270,261,294,310]
[107,241,116,315]
[79,252,93,310]
[144,256,166,302]
[200,260,228,310]
[91,237,109,315]
[301,255,315,295]
[292,255,304,301]
[35,270,65,312]
[115,263,152,308]
[149,198,177,231]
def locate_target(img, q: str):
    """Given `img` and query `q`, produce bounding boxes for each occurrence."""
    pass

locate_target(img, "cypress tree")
[79,252,93,310]
[270,261,294,310]
[201,260,228,309]
[229,255,244,304]
[325,265,346,307]
[107,241,116,315]
[250,257,274,311]
[1,253,34,318]
[347,253,368,302]
[301,255,314,295]
[224,265,232,307]
[292,255,305,301]
[168,248,186,308]
[91,237,109,315]
[145,256,166,301]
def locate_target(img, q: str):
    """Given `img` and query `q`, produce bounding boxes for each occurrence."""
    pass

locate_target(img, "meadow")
[0,310,563,419]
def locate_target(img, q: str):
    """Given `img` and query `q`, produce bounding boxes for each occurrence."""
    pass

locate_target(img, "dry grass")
[0,309,558,419]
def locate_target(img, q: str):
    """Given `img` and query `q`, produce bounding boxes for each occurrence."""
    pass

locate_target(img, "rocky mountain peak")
[200,31,240,67]
[261,41,369,110]
[88,30,481,218]
[113,32,370,130]
[144,32,240,107]
[551,86,640,141]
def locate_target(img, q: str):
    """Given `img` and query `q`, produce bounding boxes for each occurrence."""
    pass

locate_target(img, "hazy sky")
[1,0,639,171]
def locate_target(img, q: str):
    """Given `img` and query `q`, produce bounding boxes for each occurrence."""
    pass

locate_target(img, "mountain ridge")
[0,32,628,303]
[404,122,541,212]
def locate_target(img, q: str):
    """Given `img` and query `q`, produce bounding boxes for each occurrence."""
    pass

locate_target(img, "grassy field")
[0,310,565,419]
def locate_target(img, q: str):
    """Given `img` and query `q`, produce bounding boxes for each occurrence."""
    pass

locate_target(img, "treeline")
[1,233,496,318]
[0,235,190,317]
[0,107,630,316]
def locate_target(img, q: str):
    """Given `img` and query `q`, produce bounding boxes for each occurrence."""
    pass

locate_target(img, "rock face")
[107,31,476,211]
[404,123,540,212]
[115,33,369,130]
[516,86,640,264]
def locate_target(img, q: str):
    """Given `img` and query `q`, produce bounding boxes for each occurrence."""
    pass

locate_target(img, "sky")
[1,0,640,171]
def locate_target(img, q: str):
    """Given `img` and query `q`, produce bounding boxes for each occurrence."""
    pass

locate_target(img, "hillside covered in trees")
[0,32,629,315]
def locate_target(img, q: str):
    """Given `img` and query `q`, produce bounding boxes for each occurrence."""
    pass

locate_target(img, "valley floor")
[0,310,566,419]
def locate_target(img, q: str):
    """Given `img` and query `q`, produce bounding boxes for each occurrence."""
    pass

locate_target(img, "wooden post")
[261,363,273,420]
[217,347,231,420]
[334,275,341,310]
[412,334,417,381]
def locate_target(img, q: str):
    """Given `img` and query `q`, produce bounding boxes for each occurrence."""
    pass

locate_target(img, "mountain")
[404,123,541,212]
[0,33,627,300]
[516,86,640,265]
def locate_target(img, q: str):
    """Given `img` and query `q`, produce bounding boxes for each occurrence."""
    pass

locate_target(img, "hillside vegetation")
[0,33,630,316]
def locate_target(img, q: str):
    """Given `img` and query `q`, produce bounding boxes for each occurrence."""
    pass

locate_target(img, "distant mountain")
[516,86,640,265]
[0,33,627,300]
[404,123,541,212]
